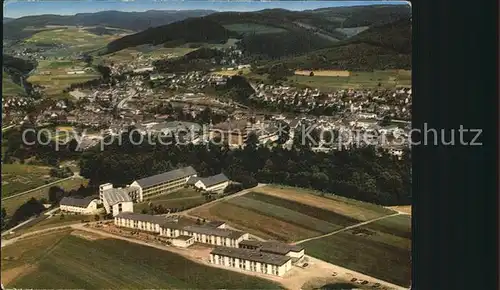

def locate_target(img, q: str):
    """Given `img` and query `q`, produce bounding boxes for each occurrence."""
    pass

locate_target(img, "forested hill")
[259,18,411,71]
[3,10,216,40]
[309,4,411,27]
[105,18,233,54]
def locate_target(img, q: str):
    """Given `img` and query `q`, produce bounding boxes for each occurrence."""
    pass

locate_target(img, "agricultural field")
[134,189,206,213]
[295,70,350,77]
[3,178,88,215]
[24,26,129,52]
[1,164,59,198]
[190,186,396,242]
[223,23,287,35]
[2,72,25,96]
[27,59,101,98]
[4,232,282,289]
[288,70,411,91]
[300,214,412,287]
[98,46,197,64]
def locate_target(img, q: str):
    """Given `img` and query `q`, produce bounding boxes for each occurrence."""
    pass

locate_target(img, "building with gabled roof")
[60,196,99,215]
[239,240,304,260]
[190,173,230,193]
[101,186,134,217]
[129,166,197,201]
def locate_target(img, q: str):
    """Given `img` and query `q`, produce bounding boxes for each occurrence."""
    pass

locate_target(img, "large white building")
[187,173,230,193]
[102,188,134,217]
[129,166,197,201]
[60,196,99,215]
[210,246,292,277]
[114,213,248,247]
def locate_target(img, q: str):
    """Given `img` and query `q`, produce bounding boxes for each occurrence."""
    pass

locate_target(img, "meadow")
[288,69,411,91]
[300,214,412,287]
[4,232,282,289]
[1,164,59,198]
[190,186,395,242]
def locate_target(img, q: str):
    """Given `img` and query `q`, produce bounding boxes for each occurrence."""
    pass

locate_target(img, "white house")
[60,196,99,215]
[102,188,134,217]
[188,173,230,193]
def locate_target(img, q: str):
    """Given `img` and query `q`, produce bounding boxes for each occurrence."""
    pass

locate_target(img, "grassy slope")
[300,214,411,287]
[2,72,25,96]
[9,234,282,289]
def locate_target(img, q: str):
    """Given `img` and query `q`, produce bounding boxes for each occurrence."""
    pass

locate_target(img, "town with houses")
[2,3,413,290]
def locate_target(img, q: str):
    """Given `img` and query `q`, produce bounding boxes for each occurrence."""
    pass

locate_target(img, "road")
[0,206,60,237]
[292,212,402,245]
[2,172,82,201]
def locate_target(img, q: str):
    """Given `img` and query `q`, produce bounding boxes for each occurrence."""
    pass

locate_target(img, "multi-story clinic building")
[129,166,197,201]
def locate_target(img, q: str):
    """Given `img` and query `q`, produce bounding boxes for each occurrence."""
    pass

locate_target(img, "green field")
[190,189,391,242]
[1,164,59,198]
[24,26,127,51]
[2,72,25,96]
[27,59,100,98]
[287,70,411,91]
[300,214,412,287]
[134,189,206,213]
[3,178,88,215]
[5,232,282,289]
[223,23,287,35]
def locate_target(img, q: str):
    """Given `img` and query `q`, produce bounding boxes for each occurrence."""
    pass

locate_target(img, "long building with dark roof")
[239,240,305,260]
[210,246,292,277]
[114,213,249,247]
[129,166,197,201]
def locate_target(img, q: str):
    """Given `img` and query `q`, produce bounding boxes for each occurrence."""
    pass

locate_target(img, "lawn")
[1,164,59,198]
[3,177,88,215]
[6,233,282,289]
[300,216,411,287]
[288,70,411,91]
[134,189,206,213]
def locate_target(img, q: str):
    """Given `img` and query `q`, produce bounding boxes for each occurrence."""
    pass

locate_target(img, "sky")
[4,0,409,19]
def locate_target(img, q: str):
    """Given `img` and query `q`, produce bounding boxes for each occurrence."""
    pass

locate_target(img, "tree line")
[78,127,411,206]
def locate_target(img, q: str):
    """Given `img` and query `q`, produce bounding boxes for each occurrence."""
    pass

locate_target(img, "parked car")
[372,283,381,288]
[361,281,369,285]
[351,278,357,282]
[331,272,337,276]
[302,263,309,268]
